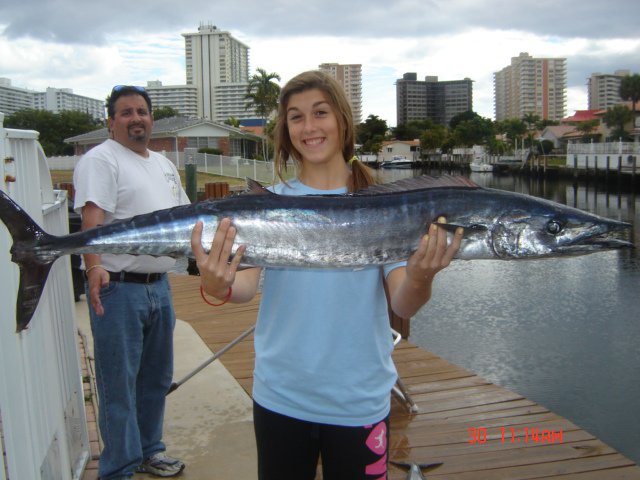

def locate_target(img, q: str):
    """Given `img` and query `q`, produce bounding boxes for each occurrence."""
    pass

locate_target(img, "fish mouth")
[578,236,634,249]
[561,229,634,252]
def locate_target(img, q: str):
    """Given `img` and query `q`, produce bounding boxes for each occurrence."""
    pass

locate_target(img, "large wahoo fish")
[0,175,633,331]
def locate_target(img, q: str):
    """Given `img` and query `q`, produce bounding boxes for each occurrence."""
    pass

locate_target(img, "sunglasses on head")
[111,85,146,94]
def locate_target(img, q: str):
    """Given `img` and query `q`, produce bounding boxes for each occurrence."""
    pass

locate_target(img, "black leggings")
[253,401,390,480]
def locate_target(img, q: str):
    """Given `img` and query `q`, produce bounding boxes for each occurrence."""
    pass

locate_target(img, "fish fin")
[354,175,479,195]
[0,190,57,331]
[244,178,275,195]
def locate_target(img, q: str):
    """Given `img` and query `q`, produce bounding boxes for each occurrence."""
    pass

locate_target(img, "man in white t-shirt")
[73,86,190,479]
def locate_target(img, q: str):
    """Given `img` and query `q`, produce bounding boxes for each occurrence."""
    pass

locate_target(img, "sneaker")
[136,452,185,477]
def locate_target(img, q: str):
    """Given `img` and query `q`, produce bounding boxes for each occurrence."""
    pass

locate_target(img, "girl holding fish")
[191,70,462,479]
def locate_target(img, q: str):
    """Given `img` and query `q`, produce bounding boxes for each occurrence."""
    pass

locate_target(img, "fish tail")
[0,190,58,331]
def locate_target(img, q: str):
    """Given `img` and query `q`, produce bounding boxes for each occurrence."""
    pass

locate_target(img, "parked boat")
[380,155,414,169]
[469,146,494,172]
[469,160,494,172]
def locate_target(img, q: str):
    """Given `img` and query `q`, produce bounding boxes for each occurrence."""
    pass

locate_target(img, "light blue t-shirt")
[252,179,405,426]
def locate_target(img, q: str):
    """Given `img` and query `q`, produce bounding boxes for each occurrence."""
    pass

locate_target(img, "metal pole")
[167,325,255,395]
[185,163,197,202]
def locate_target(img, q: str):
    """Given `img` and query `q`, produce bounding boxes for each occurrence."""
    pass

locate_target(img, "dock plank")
[169,273,640,479]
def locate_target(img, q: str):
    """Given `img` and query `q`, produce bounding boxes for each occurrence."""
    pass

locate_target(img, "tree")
[4,109,101,156]
[225,117,241,128]
[602,105,634,140]
[575,119,600,142]
[153,106,180,120]
[496,118,527,148]
[522,112,541,150]
[619,73,640,114]
[449,110,479,130]
[393,119,433,141]
[356,115,388,154]
[420,123,447,152]
[451,116,494,147]
[246,68,281,160]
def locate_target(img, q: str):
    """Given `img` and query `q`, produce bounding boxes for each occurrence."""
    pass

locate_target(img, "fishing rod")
[167,325,255,395]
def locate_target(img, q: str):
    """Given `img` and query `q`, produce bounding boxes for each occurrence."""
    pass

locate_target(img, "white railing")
[568,141,640,155]
[166,151,278,184]
[0,113,89,480]
[47,152,279,185]
[565,141,639,172]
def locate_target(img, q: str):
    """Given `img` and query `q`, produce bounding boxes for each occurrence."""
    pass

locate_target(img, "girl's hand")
[406,217,463,286]
[191,218,245,299]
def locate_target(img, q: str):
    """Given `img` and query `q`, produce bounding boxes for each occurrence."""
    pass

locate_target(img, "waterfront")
[382,168,640,465]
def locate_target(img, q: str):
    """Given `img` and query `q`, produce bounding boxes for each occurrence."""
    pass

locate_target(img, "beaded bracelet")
[200,285,232,306]
[85,264,105,275]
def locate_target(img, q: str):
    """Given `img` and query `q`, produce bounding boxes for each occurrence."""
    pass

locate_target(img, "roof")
[540,125,575,138]
[383,139,420,147]
[561,109,604,124]
[65,116,262,143]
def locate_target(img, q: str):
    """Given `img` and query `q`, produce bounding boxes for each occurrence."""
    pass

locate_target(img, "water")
[380,168,640,464]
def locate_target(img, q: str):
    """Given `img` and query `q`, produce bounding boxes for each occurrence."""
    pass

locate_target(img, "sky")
[1,0,639,127]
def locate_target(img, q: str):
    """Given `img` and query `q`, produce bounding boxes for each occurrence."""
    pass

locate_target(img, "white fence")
[0,114,89,479]
[566,142,639,172]
[567,141,640,155]
[48,151,281,185]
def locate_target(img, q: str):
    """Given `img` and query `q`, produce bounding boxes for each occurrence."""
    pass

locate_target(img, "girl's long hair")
[273,71,376,192]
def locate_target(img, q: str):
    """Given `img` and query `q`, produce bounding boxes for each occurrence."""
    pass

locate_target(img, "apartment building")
[493,52,566,122]
[145,81,198,118]
[0,78,105,121]
[182,23,257,123]
[34,87,105,121]
[588,70,630,110]
[396,73,473,126]
[0,78,34,115]
[319,63,363,124]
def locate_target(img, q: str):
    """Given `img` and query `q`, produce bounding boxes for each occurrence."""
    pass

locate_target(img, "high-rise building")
[493,52,566,122]
[588,70,631,110]
[319,63,363,124]
[34,87,105,121]
[396,73,473,126]
[0,78,105,121]
[145,81,198,118]
[0,78,35,115]
[182,23,256,122]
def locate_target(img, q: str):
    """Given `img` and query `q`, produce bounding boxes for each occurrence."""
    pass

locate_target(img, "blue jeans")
[86,275,175,479]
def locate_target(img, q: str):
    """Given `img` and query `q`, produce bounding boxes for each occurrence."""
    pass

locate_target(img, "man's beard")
[128,124,146,143]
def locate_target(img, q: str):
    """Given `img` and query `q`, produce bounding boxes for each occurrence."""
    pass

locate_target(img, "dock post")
[185,163,197,202]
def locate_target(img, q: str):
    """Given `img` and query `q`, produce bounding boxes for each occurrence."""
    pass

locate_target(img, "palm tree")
[522,112,541,153]
[619,73,640,114]
[246,68,281,160]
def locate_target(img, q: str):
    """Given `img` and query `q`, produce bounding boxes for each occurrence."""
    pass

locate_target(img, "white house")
[379,140,421,162]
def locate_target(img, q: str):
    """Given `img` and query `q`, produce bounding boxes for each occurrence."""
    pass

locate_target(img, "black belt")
[107,271,165,284]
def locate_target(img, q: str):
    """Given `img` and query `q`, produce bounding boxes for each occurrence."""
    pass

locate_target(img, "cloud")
[2,0,638,44]
[0,0,639,125]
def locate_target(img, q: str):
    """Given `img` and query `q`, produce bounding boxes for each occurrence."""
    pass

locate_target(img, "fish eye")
[546,220,564,235]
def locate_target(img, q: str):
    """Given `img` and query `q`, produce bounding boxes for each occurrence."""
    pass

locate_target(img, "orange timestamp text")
[468,427,563,445]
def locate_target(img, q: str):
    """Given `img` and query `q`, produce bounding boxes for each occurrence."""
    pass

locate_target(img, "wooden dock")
[169,272,640,479]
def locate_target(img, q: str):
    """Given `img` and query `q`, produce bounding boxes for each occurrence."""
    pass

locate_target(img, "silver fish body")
[0,175,633,330]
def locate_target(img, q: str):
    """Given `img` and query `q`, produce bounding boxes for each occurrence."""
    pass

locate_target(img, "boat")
[380,155,414,169]
[469,145,494,172]
[469,160,494,172]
